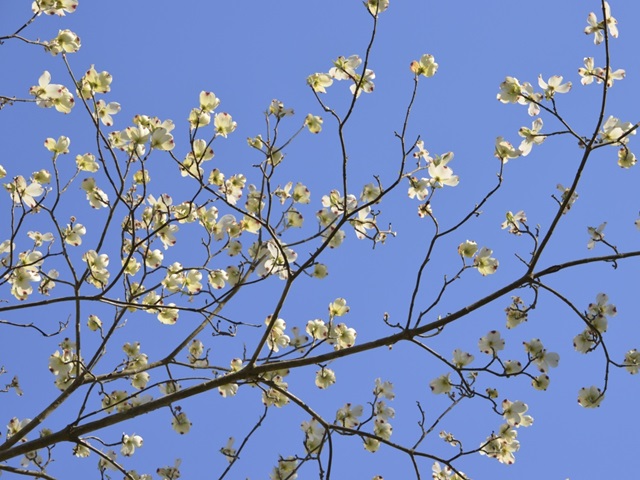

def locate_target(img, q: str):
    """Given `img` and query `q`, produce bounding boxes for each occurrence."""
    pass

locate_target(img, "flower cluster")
[584,1,617,45]
[6,250,44,300]
[82,250,110,288]
[479,400,533,464]
[109,115,175,156]
[4,175,45,209]
[307,54,375,99]
[49,338,82,390]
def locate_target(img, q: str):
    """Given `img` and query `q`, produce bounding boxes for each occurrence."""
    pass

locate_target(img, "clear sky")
[1,1,639,479]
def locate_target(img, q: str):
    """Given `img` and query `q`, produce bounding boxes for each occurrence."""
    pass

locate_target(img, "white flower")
[315,368,336,389]
[171,412,191,434]
[430,374,452,394]
[587,222,606,249]
[585,2,617,45]
[373,378,395,400]
[410,54,438,77]
[518,118,544,156]
[366,0,389,15]
[502,400,532,427]
[121,433,143,456]
[479,330,505,355]
[214,113,237,137]
[335,403,363,428]
[495,137,521,163]
[578,385,604,408]
[501,211,527,235]
[538,75,571,100]
[452,349,474,368]
[220,437,236,463]
[624,349,640,374]
[497,76,522,104]
[5,176,44,208]
[307,73,333,93]
[457,240,478,258]
[474,247,498,275]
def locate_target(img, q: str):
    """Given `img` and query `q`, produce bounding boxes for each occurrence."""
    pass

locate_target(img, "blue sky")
[1,1,640,479]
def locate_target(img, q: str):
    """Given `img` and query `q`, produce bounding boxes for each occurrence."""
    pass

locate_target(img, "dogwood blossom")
[75,153,99,172]
[624,349,640,374]
[199,91,220,112]
[502,400,532,427]
[457,240,477,258]
[479,424,522,464]
[79,65,112,98]
[44,136,70,154]
[328,323,357,349]
[556,183,579,213]
[479,330,505,354]
[171,411,191,434]
[121,434,143,456]
[335,403,363,428]
[266,316,291,352]
[532,374,550,391]
[494,137,521,163]
[474,247,498,275]
[220,437,236,462]
[27,231,53,246]
[577,385,604,408]
[29,71,75,113]
[599,116,636,145]
[524,339,560,372]
[504,360,522,376]
[408,177,430,200]
[538,75,571,99]
[5,176,44,208]
[585,1,617,45]
[47,29,81,55]
[367,0,389,15]
[330,55,361,80]
[32,0,78,16]
[315,367,336,389]
[573,329,596,353]
[307,73,333,93]
[374,378,395,400]
[518,118,544,156]
[94,100,121,126]
[350,69,375,98]
[497,76,523,104]
[156,459,182,480]
[430,374,452,394]
[81,178,109,208]
[428,162,459,188]
[214,113,237,137]
[270,457,298,480]
[329,298,350,318]
[8,264,42,300]
[410,54,438,78]
[501,210,527,235]
[452,349,474,368]
[262,376,290,408]
[301,419,325,454]
[306,319,328,341]
[157,304,179,325]
[305,114,323,134]
[618,148,636,168]
[587,222,606,249]
[432,462,467,480]
[586,293,616,334]
[374,418,393,440]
